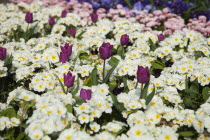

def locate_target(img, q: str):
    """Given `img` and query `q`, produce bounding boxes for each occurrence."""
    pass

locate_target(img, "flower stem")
[103,59,106,81]
[140,83,144,99]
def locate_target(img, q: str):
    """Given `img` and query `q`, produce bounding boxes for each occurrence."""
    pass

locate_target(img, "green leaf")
[108,80,117,92]
[108,57,119,67]
[110,92,126,112]
[53,74,66,94]
[66,104,73,113]
[183,97,194,109]
[185,76,189,89]
[202,87,210,102]
[178,131,196,137]
[103,57,119,83]
[74,96,84,105]
[146,86,155,105]
[91,68,98,85]
[148,38,157,51]
[140,82,150,100]
[15,133,26,140]
[28,23,39,39]
[189,78,199,92]
[84,76,92,87]
[117,45,125,59]
[76,31,86,40]
[151,60,165,69]
[0,108,17,118]
[123,77,129,93]
[79,53,89,60]
[72,77,80,96]
[184,89,199,99]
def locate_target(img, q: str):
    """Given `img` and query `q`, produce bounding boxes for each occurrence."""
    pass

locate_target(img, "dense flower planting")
[0,1,210,140]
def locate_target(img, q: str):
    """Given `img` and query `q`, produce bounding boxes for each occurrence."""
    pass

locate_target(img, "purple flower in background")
[64,71,75,87]
[59,52,69,63]
[99,43,113,60]
[158,34,165,42]
[60,43,72,57]
[120,34,129,46]
[68,28,76,37]
[90,13,98,23]
[49,16,55,25]
[0,47,6,60]
[80,88,92,102]
[61,10,67,18]
[137,66,150,84]
[133,1,143,11]
[25,12,33,23]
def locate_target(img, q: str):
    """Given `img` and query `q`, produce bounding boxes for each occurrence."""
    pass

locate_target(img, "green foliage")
[117,45,125,59]
[146,87,155,105]
[91,68,99,85]
[103,57,120,83]
[110,92,126,112]
[151,60,165,69]
[0,108,17,118]
[148,38,157,51]
[181,78,210,110]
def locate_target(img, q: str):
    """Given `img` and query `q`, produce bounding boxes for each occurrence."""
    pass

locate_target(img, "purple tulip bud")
[59,52,69,63]
[49,16,55,25]
[64,71,75,87]
[68,28,76,37]
[25,12,33,23]
[137,66,150,84]
[80,88,92,102]
[61,10,67,18]
[120,34,129,45]
[99,43,113,60]
[158,34,164,42]
[0,47,6,60]
[60,43,72,57]
[90,13,98,23]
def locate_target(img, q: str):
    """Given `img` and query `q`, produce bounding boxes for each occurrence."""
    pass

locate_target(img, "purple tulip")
[120,34,129,45]
[61,10,67,18]
[90,13,98,23]
[137,66,150,84]
[49,16,55,25]
[60,43,72,57]
[0,47,6,60]
[158,34,165,42]
[25,12,33,23]
[68,28,76,37]
[64,71,75,87]
[59,52,69,63]
[80,88,92,102]
[99,43,113,60]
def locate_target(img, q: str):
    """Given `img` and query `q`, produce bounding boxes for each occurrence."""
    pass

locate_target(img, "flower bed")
[0,1,210,140]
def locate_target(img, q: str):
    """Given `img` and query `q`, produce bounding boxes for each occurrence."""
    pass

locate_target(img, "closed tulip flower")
[80,88,92,102]
[120,34,129,45]
[60,43,72,57]
[25,12,33,23]
[68,28,76,37]
[64,71,75,87]
[61,10,67,18]
[158,34,165,42]
[137,66,150,83]
[99,43,113,60]
[49,16,55,25]
[59,52,69,63]
[0,47,6,60]
[90,13,98,23]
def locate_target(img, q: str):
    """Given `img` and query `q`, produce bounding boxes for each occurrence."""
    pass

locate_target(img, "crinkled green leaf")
[178,131,196,137]
[110,92,126,112]
[0,108,17,118]
[151,60,165,69]
[202,87,210,102]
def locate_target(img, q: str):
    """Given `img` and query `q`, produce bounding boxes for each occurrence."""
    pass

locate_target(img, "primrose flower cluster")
[0,1,210,140]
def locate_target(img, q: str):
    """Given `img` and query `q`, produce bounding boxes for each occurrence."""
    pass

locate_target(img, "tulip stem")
[103,60,106,81]
[140,83,144,99]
